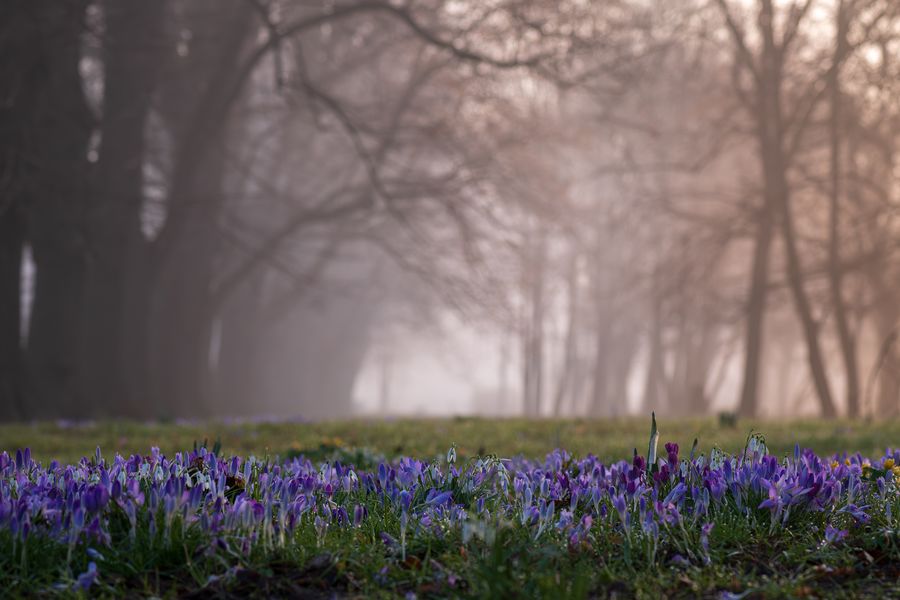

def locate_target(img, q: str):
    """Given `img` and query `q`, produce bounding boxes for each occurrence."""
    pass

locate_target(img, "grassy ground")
[3,416,900,598]
[2,415,899,465]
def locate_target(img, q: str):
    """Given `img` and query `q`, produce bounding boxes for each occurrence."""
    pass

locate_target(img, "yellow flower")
[884,458,896,470]
[892,465,900,477]
[845,458,851,466]
[831,460,840,470]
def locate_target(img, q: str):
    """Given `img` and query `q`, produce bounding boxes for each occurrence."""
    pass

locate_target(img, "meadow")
[2,416,900,598]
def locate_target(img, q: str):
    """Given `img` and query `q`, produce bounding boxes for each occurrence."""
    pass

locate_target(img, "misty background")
[1,0,899,422]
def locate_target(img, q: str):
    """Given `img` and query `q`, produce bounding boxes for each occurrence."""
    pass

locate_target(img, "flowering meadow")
[3,417,900,598]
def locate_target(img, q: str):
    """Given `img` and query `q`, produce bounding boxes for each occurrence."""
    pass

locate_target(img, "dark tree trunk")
[147,1,252,417]
[82,0,166,416]
[24,1,93,419]
[0,209,23,419]
[0,2,40,420]
[148,145,225,418]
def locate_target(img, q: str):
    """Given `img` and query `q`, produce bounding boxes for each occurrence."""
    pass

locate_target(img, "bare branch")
[712,0,762,87]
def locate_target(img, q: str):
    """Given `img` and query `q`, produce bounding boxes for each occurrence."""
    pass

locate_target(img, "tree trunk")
[521,226,546,416]
[553,251,579,416]
[148,146,224,418]
[0,2,38,420]
[589,254,613,417]
[82,0,165,416]
[0,208,23,419]
[774,149,837,418]
[872,278,900,417]
[25,1,93,419]
[754,0,836,417]
[876,334,900,418]
[147,2,252,417]
[737,190,775,418]
[826,1,859,417]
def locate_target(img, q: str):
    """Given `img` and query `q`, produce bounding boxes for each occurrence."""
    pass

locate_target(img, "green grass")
[2,416,898,465]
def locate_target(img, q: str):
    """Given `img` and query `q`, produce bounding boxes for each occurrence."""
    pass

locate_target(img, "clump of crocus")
[3,412,899,583]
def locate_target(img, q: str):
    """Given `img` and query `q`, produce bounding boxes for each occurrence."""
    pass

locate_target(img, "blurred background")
[1,0,899,423]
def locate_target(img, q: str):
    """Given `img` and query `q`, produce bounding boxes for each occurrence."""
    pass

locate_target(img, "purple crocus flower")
[824,524,848,544]
[700,522,714,557]
[633,454,646,472]
[758,481,782,513]
[665,442,679,467]
[840,504,870,524]
[353,504,366,527]
[612,493,628,528]
[76,562,99,591]
[314,515,327,541]
[425,491,452,507]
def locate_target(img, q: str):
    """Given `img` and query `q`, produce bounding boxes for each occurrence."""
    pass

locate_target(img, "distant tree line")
[1,0,898,420]
[512,0,900,419]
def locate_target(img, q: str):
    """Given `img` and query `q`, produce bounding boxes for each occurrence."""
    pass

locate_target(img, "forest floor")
[4,416,900,598]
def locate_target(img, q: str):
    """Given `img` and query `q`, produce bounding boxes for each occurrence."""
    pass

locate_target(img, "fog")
[2,0,899,421]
